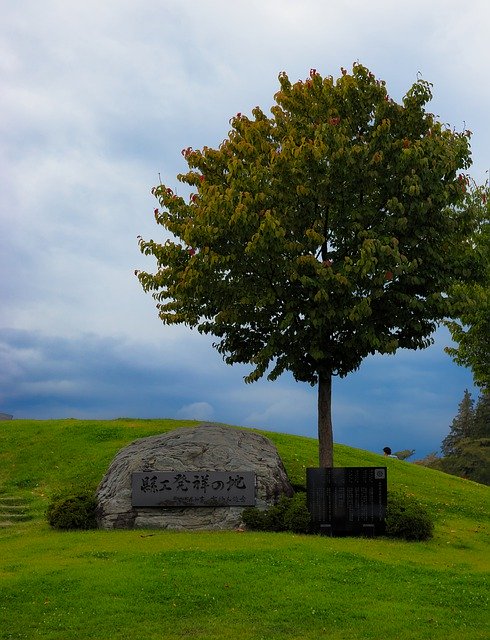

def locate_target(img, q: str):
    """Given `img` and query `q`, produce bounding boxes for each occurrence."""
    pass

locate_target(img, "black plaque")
[307,467,387,536]
[132,471,256,507]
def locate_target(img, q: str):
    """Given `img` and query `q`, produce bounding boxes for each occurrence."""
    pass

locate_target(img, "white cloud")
[237,383,316,433]
[176,402,214,421]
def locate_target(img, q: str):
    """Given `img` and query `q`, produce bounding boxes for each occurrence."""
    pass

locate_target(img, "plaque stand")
[361,524,375,537]
[319,523,333,537]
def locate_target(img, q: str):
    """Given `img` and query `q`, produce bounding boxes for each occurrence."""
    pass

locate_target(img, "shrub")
[242,492,311,534]
[241,505,270,531]
[47,492,98,530]
[282,492,311,533]
[245,490,434,540]
[385,490,434,541]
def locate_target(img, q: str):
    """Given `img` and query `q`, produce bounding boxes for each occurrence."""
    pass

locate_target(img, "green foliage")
[137,63,480,466]
[473,391,490,438]
[245,490,436,541]
[241,504,270,531]
[445,181,489,392]
[442,389,475,456]
[281,492,312,533]
[439,438,490,486]
[46,492,97,530]
[435,390,490,485]
[242,492,311,533]
[385,490,434,541]
[138,63,476,385]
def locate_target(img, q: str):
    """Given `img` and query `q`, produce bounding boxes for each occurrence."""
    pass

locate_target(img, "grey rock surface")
[96,424,293,530]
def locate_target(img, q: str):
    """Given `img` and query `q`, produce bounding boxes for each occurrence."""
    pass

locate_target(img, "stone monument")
[307,466,387,536]
[96,424,293,530]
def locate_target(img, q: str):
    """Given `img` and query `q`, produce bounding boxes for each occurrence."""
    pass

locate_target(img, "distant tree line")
[416,389,490,485]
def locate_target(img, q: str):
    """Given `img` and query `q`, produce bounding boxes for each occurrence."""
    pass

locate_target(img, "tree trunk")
[318,372,333,467]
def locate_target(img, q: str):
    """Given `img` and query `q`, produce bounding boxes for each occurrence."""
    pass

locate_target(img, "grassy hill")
[0,419,488,639]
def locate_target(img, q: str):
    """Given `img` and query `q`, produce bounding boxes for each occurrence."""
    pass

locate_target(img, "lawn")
[0,419,488,639]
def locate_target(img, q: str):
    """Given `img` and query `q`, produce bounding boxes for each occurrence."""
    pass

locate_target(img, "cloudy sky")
[1,0,488,459]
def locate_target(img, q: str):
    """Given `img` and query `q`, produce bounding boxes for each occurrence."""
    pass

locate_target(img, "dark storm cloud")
[0,327,477,459]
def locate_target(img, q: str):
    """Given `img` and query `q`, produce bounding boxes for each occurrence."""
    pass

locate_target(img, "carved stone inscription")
[132,471,256,507]
[307,467,387,535]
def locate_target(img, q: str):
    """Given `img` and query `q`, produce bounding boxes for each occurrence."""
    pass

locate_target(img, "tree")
[137,63,480,467]
[473,392,490,439]
[445,182,489,392]
[423,390,490,485]
[439,438,490,485]
[441,389,475,456]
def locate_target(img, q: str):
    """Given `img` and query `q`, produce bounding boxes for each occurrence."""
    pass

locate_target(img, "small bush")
[385,490,434,541]
[264,496,290,532]
[241,505,270,531]
[47,492,98,530]
[242,493,311,534]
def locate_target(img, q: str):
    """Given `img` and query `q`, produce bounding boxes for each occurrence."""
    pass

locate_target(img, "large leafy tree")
[137,63,480,467]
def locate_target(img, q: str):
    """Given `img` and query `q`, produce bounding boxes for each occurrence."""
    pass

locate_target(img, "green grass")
[1,419,489,639]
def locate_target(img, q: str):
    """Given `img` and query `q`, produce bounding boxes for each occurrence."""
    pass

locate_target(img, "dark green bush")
[242,493,311,534]
[385,490,434,541]
[241,505,270,531]
[47,492,98,530]
[282,492,311,533]
[246,489,434,540]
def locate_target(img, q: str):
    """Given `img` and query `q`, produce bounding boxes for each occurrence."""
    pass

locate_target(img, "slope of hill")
[0,419,488,639]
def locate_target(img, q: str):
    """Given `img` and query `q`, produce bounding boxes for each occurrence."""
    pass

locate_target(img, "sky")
[1,0,489,460]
